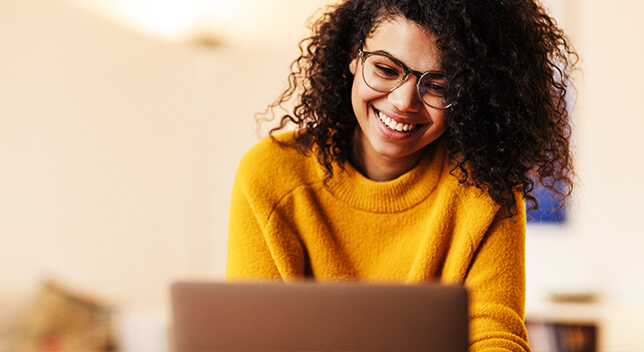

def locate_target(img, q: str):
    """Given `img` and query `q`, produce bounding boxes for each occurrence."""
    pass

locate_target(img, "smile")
[376,109,418,132]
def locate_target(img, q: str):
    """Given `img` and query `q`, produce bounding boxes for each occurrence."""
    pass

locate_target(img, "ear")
[349,56,358,75]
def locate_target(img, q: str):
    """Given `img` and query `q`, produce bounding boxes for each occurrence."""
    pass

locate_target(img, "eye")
[419,79,446,96]
[373,63,401,79]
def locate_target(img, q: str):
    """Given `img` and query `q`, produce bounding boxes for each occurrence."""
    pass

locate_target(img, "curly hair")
[261,0,578,213]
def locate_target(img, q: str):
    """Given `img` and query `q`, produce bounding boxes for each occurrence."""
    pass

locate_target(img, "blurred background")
[0,0,642,351]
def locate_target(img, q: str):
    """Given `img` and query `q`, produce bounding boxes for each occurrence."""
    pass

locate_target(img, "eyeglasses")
[358,48,452,109]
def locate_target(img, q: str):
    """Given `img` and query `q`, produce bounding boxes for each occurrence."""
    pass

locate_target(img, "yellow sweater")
[226,132,530,352]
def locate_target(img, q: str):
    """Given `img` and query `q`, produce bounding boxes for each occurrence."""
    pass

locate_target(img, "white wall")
[0,0,321,309]
[524,0,644,350]
[1,0,200,307]
[1,0,643,351]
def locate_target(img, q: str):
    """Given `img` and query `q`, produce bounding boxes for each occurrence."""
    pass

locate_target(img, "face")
[348,17,448,174]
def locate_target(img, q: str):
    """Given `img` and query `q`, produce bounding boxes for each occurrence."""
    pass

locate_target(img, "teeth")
[377,110,416,132]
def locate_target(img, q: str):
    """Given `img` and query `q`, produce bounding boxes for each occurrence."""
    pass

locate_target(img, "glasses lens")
[362,54,403,92]
[418,73,449,108]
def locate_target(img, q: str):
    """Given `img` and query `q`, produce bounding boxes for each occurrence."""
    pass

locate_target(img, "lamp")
[62,0,337,47]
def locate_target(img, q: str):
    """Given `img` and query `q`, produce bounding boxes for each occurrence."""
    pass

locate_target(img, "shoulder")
[441,166,526,222]
[234,130,323,203]
[433,150,521,224]
[239,130,301,164]
[237,130,315,179]
[441,166,526,239]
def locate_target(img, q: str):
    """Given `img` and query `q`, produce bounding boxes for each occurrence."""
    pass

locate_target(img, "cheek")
[350,76,368,120]
[351,74,384,115]
[350,75,360,107]
[430,112,449,136]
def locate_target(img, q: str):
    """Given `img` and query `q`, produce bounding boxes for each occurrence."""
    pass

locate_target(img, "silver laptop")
[170,281,469,351]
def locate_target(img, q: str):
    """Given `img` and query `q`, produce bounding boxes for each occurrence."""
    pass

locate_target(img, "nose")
[387,77,423,112]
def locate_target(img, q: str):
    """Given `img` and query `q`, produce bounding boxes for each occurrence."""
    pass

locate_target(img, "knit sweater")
[226,132,531,352]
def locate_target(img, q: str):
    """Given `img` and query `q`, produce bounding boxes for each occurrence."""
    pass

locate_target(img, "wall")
[1,0,643,351]
[524,1,644,350]
[0,1,326,349]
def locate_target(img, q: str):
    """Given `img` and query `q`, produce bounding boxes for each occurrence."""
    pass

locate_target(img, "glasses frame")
[358,47,452,109]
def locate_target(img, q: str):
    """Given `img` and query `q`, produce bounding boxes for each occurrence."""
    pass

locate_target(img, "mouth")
[374,108,420,133]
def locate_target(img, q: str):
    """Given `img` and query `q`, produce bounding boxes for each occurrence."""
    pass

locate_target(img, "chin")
[371,141,420,161]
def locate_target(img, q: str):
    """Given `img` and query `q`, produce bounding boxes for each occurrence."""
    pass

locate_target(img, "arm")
[466,205,531,352]
[225,148,306,281]
[225,174,282,280]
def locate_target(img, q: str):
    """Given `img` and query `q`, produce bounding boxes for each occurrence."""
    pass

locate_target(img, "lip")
[372,107,427,138]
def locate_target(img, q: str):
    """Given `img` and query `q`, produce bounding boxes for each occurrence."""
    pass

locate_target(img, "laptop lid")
[170,281,469,352]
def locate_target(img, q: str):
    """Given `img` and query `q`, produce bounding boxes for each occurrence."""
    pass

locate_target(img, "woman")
[226,0,576,351]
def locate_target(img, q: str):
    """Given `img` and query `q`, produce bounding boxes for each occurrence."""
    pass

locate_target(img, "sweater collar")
[323,139,446,213]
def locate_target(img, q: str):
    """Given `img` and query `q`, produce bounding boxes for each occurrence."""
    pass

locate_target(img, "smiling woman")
[226,0,577,351]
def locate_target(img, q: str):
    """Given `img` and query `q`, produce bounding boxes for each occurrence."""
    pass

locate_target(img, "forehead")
[364,17,442,72]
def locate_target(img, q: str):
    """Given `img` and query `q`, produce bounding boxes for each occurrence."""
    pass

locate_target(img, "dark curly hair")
[261,0,578,213]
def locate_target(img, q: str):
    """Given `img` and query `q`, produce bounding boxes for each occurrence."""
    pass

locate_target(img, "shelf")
[525,301,601,352]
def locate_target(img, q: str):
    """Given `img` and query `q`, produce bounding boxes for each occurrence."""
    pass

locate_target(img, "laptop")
[170,281,469,352]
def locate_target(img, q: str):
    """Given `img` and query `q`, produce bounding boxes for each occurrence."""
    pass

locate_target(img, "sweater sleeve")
[466,202,532,352]
[225,164,282,280]
[225,137,307,281]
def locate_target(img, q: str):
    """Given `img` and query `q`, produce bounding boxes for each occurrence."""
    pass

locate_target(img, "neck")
[350,129,424,182]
